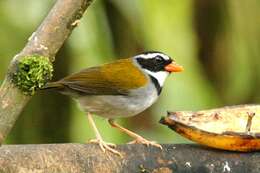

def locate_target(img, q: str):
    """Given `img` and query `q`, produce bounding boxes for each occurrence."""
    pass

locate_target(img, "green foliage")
[12,55,53,95]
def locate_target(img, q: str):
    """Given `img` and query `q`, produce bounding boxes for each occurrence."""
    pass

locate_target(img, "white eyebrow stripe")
[136,53,170,60]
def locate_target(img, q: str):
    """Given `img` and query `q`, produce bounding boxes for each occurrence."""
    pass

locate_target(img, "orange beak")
[164,62,184,72]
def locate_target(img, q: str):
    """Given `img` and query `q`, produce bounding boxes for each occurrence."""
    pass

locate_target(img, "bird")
[43,51,183,156]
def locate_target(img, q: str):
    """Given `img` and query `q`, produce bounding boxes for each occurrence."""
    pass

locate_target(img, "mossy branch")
[0,0,94,143]
[12,55,53,95]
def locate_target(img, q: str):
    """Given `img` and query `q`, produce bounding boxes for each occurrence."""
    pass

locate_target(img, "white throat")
[144,70,169,87]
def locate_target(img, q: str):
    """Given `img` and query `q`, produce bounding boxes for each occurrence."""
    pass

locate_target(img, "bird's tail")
[42,82,64,90]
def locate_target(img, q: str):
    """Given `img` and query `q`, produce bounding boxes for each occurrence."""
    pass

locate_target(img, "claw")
[89,139,122,157]
[128,137,163,150]
[87,113,122,157]
[108,119,162,150]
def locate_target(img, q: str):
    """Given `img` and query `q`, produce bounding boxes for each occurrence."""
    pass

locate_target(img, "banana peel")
[160,105,260,152]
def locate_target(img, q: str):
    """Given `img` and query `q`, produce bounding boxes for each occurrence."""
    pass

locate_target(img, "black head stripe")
[136,57,172,72]
[149,75,162,95]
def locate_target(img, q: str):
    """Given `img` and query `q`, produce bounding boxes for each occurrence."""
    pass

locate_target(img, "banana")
[160,105,260,152]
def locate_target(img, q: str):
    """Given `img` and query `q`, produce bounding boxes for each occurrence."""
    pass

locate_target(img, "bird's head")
[134,51,184,87]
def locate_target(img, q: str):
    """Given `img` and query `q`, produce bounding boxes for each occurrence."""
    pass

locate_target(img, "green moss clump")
[12,55,53,95]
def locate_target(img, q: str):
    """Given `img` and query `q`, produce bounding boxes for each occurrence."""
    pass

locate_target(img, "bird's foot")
[128,137,163,150]
[89,139,122,157]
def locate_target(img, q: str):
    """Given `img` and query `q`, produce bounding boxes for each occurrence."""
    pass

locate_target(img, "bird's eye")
[154,56,164,63]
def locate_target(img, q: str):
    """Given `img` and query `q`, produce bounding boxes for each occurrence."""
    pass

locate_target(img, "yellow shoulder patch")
[101,58,148,90]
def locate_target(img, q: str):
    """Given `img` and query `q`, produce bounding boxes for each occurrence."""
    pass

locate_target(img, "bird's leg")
[87,113,122,156]
[108,119,162,149]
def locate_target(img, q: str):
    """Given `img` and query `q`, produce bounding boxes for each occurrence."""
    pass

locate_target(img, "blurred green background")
[0,0,259,144]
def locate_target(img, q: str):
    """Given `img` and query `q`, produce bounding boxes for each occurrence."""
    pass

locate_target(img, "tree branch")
[0,144,259,173]
[0,0,94,143]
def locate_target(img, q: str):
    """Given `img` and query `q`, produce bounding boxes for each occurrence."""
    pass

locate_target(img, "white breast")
[77,82,158,119]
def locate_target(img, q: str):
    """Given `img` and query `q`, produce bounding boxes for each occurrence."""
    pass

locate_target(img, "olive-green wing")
[58,66,129,96]
[51,58,148,96]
